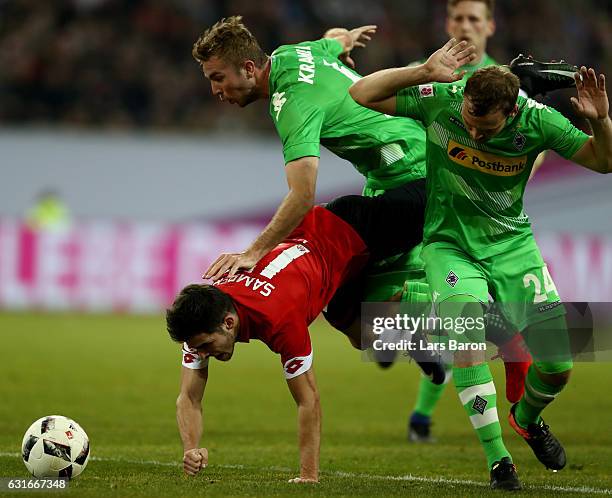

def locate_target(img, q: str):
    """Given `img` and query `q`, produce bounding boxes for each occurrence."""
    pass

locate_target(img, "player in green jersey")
[407,0,506,445]
[194,16,426,283]
[445,0,497,81]
[408,0,498,82]
[407,0,580,446]
[350,38,611,489]
[414,0,576,93]
[191,17,444,374]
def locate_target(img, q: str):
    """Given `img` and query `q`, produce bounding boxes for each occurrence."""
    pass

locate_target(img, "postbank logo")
[447,140,527,177]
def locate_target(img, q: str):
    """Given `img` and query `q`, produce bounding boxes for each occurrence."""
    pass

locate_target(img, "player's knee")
[438,295,483,318]
[323,308,356,333]
[438,296,486,343]
[323,309,368,350]
[534,361,573,386]
[453,353,485,368]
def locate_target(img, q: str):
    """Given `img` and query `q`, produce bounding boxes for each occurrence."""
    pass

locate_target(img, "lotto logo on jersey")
[283,352,313,379]
[183,352,197,364]
[285,359,304,374]
[419,84,434,97]
[447,140,527,177]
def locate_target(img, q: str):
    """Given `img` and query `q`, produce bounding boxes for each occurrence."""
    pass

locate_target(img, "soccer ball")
[21,415,90,479]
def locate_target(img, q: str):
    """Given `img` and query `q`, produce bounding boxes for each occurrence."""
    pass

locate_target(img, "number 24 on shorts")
[523,266,559,304]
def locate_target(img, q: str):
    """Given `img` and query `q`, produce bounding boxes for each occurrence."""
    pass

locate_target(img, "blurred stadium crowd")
[1,0,610,132]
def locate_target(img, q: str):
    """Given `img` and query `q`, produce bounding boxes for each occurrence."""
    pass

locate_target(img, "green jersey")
[395,83,589,258]
[269,39,426,190]
[458,53,498,82]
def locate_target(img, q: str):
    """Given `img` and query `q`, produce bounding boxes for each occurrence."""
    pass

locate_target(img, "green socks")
[413,374,448,418]
[515,365,566,428]
[454,363,511,468]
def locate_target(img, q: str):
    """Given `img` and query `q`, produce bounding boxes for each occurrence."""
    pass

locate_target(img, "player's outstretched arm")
[569,67,612,174]
[204,157,318,281]
[349,38,476,115]
[323,25,377,69]
[286,368,321,483]
[176,366,209,475]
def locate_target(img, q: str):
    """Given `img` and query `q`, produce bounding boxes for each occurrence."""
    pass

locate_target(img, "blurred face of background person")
[201,56,259,107]
[446,1,496,63]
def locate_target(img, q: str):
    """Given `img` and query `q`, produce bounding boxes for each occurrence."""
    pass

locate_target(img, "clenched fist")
[183,448,208,476]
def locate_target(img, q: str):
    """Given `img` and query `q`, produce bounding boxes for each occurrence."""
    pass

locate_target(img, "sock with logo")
[454,363,511,468]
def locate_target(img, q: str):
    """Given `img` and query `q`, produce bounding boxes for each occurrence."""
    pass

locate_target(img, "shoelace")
[531,422,561,454]
[492,461,517,476]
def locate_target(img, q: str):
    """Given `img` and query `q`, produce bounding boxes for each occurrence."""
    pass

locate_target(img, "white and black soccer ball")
[22,415,90,479]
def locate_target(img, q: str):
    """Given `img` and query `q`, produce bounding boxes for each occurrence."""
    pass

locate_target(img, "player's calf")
[509,361,571,471]
[486,311,532,403]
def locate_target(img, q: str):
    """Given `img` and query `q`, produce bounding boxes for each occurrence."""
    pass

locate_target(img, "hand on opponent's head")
[204,251,259,281]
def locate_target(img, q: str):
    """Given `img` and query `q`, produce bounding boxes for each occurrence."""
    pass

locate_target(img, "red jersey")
[182,206,368,378]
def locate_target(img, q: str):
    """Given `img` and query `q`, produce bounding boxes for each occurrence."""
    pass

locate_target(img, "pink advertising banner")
[0,219,611,312]
[0,219,263,312]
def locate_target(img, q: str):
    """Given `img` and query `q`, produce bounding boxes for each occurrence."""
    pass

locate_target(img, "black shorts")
[323,178,427,330]
[324,178,426,262]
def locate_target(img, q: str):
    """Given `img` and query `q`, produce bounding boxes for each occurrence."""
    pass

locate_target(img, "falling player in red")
[166,190,445,483]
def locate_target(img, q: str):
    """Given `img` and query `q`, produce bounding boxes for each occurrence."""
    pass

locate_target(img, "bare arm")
[569,67,612,173]
[571,132,612,174]
[176,366,209,475]
[286,369,321,483]
[204,156,318,280]
[349,38,476,115]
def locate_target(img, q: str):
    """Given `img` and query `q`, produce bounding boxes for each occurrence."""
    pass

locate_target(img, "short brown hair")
[447,0,495,19]
[166,284,235,343]
[192,16,267,68]
[464,66,520,116]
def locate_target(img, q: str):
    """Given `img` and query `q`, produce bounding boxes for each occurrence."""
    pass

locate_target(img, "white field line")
[1,452,611,495]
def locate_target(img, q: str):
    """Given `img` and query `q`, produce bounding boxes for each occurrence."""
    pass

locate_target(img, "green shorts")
[421,236,565,331]
[363,264,429,302]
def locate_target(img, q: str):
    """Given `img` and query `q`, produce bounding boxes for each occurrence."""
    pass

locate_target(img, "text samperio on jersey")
[214,274,275,297]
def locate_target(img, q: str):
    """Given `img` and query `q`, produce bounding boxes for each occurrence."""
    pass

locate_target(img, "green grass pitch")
[1,311,611,497]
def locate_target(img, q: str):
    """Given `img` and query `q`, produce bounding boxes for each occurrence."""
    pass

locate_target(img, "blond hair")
[192,16,267,68]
